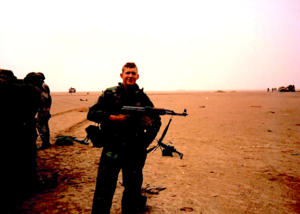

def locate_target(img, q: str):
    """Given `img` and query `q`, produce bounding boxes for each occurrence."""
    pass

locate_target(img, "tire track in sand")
[51,107,89,118]
[49,108,94,142]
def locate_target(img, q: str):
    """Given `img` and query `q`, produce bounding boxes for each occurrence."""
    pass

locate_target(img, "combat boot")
[136,194,147,212]
[122,194,147,214]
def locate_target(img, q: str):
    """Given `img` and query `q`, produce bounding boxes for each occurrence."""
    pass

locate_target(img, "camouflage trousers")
[36,113,51,140]
[92,146,147,214]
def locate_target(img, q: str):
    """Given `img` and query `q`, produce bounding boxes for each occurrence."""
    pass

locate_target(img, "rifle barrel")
[73,137,89,145]
[122,106,188,116]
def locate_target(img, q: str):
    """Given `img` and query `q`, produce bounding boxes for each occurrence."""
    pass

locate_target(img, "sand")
[20,90,300,214]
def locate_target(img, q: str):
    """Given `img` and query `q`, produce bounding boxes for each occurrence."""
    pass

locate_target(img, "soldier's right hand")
[109,114,130,122]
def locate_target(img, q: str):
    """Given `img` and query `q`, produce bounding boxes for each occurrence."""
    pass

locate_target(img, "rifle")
[121,106,188,117]
[121,106,186,158]
[77,106,187,155]
[147,118,183,159]
[159,141,183,159]
[55,135,89,146]
[72,137,89,145]
[55,130,100,147]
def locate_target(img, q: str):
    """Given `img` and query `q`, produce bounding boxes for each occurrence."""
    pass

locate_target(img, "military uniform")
[88,83,161,214]
[24,72,52,149]
[36,82,52,148]
[0,69,42,211]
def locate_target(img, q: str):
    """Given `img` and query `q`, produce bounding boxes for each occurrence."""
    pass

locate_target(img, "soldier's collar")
[118,82,140,92]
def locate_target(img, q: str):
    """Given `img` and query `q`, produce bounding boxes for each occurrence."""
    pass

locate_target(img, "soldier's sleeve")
[44,83,50,93]
[45,84,52,107]
[49,94,52,108]
[143,92,161,123]
[87,91,111,123]
[31,84,43,118]
[142,93,162,147]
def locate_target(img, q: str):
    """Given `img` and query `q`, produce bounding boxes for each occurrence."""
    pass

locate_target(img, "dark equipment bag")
[85,124,104,148]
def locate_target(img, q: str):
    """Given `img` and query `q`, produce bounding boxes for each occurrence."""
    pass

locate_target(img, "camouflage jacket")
[37,82,52,117]
[87,83,161,149]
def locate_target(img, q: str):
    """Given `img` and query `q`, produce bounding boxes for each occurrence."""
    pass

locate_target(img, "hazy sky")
[1,0,299,91]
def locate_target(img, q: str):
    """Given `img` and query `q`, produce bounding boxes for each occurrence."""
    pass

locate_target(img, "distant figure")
[1,69,42,211]
[267,88,269,92]
[69,87,76,94]
[24,72,52,150]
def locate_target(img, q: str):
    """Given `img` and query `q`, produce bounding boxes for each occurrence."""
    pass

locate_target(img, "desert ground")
[19,90,300,214]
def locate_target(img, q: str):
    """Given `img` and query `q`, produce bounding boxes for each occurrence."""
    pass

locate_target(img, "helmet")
[24,72,44,86]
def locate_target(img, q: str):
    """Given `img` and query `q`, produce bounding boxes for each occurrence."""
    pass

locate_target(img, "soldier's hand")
[109,114,129,122]
[141,116,152,127]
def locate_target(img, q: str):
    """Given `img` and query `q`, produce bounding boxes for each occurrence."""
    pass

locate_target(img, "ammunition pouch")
[85,124,104,148]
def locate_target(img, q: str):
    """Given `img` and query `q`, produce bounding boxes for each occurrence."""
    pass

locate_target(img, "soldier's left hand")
[141,116,152,127]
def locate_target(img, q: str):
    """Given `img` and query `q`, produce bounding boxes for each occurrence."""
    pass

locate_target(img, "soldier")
[24,72,52,150]
[0,69,42,211]
[88,62,161,214]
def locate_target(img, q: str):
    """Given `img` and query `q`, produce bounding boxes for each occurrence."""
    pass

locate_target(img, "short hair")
[122,62,138,73]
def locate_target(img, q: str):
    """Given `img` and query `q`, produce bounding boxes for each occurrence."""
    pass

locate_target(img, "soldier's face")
[121,67,139,86]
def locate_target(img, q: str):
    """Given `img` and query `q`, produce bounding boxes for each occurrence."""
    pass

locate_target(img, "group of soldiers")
[0,68,51,211]
[1,62,162,213]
